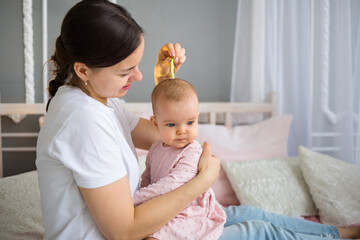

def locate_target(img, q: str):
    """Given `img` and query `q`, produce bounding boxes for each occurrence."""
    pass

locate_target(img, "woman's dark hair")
[47,0,143,110]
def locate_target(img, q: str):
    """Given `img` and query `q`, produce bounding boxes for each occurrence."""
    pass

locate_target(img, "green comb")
[170,58,175,79]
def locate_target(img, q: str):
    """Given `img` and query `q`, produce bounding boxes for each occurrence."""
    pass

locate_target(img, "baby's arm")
[133,145,201,206]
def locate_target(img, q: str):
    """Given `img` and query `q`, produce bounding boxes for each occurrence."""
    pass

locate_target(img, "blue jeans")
[219,205,345,240]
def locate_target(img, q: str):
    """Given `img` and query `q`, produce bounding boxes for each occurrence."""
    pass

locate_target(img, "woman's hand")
[197,142,221,188]
[154,43,186,84]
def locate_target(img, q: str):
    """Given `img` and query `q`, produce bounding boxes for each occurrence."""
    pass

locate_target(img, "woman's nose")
[131,67,143,82]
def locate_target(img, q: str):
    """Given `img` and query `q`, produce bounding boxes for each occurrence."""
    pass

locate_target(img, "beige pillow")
[0,171,44,240]
[299,146,360,226]
[222,157,317,216]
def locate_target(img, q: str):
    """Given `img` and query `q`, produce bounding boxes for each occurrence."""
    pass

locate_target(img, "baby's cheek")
[189,134,197,143]
[162,134,173,145]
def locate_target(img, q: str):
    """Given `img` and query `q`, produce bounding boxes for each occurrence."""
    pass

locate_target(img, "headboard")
[0,91,279,178]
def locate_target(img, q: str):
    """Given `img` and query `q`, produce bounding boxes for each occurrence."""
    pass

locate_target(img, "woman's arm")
[80,143,219,240]
[154,43,186,85]
[131,118,160,150]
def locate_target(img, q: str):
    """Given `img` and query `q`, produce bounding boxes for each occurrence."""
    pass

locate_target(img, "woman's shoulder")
[59,86,111,110]
[45,86,115,130]
[52,86,112,113]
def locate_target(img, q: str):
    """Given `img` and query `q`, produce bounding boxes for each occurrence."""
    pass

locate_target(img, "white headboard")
[0,91,279,178]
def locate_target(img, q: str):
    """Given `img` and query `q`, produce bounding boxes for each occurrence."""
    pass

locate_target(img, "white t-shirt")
[36,86,140,240]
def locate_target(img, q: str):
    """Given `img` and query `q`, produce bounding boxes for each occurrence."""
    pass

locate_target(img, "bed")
[1,92,359,240]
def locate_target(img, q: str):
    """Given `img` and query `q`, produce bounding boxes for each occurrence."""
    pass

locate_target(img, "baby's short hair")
[151,78,198,115]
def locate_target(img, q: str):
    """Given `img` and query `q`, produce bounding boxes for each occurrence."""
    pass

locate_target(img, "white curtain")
[231,0,360,167]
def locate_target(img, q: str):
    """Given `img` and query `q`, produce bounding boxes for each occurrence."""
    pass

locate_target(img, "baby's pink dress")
[133,140,226,240]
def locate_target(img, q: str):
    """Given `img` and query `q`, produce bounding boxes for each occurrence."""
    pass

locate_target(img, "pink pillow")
[197,115,293,206]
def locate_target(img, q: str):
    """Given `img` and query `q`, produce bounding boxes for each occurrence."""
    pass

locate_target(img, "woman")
[36,1,360,239]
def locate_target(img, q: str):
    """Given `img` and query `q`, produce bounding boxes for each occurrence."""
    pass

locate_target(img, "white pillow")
[138,155,147,175]
[299,146,360,226]
[222,157,318,216]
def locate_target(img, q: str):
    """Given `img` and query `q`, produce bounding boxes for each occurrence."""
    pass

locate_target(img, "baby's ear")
[150,116,158,127]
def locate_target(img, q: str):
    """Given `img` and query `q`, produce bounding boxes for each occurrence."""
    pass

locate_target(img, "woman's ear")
[73,62,90,83]
[150,116,158,128]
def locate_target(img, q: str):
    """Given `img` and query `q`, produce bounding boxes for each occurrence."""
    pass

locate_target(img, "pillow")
[222,157,318,216]
[0,171,44,239]
[299,146,360,226]
[197,115,293,206]
[138,155,147,175]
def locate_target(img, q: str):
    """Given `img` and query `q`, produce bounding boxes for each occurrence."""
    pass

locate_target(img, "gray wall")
[0,0,238,177]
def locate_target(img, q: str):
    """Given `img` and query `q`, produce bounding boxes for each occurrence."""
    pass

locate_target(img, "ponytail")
[46,36,75,111]
[48,36,72,97]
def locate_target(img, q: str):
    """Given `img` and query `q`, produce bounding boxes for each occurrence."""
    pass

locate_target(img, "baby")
[133,78,226,240]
